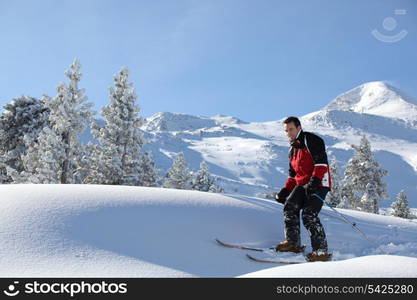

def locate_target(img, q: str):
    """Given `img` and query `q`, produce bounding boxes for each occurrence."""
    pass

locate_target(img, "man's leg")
[282,185,306,246]
[302,187,329,252]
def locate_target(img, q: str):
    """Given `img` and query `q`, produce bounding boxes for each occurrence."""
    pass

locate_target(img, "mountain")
[82,81,417,207]
[324,81,417,127]
[1,184,416,277]
[142,112,246,132]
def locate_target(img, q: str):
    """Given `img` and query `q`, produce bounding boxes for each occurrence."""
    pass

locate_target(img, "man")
[274,116,332,262]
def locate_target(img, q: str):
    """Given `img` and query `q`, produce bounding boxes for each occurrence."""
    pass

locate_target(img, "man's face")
[284,122,301,140]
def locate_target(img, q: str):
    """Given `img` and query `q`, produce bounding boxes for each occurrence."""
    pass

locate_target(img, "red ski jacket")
[283,130,331,192]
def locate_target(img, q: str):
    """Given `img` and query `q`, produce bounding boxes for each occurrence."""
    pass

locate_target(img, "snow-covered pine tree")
[10,59,94,183]
[326,155,342,207]
[342,135,388,212]
[163,152,191,190]
[208,179,224,193]
[341,176,361,209]
[192,161,216,192]
[391,190,412,219]
[0,96,49,183]
[360,182,380,213]
[340,180,356,209]
[9,126,67,183]
[138,151,159,187]
[337,196,352,209]
[83,67,145,185]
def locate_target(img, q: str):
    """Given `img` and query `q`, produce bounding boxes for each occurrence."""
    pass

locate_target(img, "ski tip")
[245,253,274,263]
[246,254,257,261]
[215,238,235,248]
[214,238,225,245]
[246,253,303,264]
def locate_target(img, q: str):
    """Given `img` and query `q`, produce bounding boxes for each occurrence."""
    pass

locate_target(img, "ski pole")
[312,193,382,250]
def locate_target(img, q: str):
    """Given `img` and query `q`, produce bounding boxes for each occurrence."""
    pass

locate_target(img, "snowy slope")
[1,184,417,277]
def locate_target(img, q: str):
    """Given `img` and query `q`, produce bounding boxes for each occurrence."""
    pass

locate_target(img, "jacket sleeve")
[307,134,329,179]
[284,150,297,192]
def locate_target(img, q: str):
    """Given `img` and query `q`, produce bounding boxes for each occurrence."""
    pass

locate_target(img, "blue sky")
[0,0,416,122]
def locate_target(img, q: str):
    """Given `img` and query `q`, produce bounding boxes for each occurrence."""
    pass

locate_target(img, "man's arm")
[307,134,329,180]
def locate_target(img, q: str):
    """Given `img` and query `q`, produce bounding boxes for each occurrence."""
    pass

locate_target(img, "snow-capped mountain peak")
[143,112,248,132]
[325,81,417,125]
[210,114,247,125]
[143,112,217,132]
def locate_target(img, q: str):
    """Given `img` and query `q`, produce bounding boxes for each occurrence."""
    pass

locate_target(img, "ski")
[215,238,310,264]
[246,253,305,264]
[215,238,274,252]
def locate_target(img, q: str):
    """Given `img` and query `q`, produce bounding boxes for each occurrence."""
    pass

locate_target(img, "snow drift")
[1,184,416,277]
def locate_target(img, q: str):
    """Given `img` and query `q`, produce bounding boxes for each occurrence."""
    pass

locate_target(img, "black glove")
[304,176,321,196]
[274,188,290,204]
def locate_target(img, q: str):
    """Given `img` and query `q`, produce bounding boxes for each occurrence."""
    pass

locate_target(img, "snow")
[240,255,417,278]
[189,137,271,186]
[1,184,417,277]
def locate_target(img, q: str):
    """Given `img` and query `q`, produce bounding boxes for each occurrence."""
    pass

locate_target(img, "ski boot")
[306,251,332,262]
[275,240,305,253]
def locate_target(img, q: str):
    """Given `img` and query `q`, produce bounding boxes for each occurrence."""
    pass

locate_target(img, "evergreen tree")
[163,152,191,190]
[340,180,356,209]
[337,196,352,209]
[0,96,49,183]
[326,156,342,207]
[83,67,145,185]
[360,182,380,213]
[138,151,159,187]
[9,60,94,183]
[208,179,224,193]
[192,161,216,192]
[9,127,65,183]
[342,135,388,212]
[391,190,412,219]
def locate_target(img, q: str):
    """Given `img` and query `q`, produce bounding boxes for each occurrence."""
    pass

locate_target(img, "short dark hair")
[283,116,301,127]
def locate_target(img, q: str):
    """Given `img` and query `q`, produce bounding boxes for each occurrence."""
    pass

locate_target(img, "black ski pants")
[283,185,329,252]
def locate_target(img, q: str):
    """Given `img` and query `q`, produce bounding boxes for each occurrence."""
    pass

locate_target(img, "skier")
[274,116,332,262]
